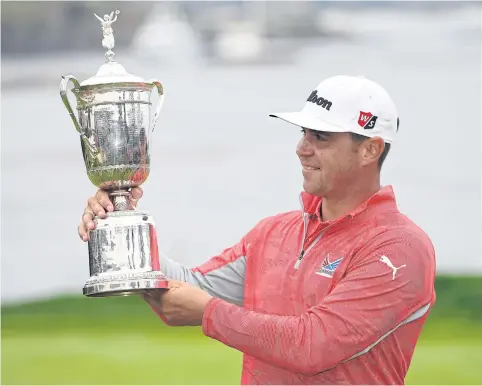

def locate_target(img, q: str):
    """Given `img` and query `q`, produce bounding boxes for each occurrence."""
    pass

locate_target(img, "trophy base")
[83,272,169,297]
[85,209,168,298]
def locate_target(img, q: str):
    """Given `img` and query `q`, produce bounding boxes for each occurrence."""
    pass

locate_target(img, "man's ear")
[361,137,385,166]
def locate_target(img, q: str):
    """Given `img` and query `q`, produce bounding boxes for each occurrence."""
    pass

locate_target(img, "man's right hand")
[78,187,144,242]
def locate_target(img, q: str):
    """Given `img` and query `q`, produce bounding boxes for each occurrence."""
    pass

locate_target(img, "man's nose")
[296,137,314,157]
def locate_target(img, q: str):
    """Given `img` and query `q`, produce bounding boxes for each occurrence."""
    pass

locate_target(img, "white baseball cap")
[269,75,399,144]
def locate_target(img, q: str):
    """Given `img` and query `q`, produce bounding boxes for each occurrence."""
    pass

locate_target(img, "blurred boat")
[129,3,202,66]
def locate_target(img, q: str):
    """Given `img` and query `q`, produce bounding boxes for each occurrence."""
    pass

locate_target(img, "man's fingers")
[82,207,96,231]
[79,205,95,241]
[87,197,107,219]
[130,187,143,207]
[78,190,113,243]
[79,188,142,243]
[78,220,89,242]
[95,189,114,212]
[131,187,143,200]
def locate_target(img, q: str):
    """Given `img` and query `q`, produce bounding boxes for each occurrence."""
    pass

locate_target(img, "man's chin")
[302,182,324,197]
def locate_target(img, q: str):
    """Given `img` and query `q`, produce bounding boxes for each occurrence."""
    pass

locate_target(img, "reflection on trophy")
[60,10,168,297]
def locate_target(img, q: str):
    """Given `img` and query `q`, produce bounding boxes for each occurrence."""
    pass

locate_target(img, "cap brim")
[269,112,346,133]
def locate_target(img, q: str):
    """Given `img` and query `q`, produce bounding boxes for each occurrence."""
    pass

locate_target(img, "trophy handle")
[149,80,165,132]
[60,75,99,157]
[60,75,83,134]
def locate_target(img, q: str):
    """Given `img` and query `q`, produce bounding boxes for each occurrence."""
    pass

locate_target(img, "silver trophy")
[60,10,168,297]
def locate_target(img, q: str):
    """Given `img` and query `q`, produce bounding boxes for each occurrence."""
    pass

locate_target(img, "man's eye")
[315,133,328,141]
[300,128,328,141]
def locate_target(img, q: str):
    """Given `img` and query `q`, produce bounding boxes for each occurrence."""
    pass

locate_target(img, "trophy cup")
[60,10,168,297]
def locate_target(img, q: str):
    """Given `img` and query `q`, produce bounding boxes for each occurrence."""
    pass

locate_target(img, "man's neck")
[320,181,381,222]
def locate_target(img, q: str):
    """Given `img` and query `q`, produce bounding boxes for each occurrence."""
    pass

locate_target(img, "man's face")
[296,128,363,198]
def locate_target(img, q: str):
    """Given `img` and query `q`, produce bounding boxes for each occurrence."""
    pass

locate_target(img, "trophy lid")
[80,61,145,86]
[80,10,147,87]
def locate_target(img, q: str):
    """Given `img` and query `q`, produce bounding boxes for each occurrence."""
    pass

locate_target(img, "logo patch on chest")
[316,254,344,278]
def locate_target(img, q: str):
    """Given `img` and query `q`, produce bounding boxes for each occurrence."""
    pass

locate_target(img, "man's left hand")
[143,280,213,326]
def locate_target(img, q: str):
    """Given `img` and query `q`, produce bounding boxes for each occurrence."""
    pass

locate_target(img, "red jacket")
[157,185,436,384]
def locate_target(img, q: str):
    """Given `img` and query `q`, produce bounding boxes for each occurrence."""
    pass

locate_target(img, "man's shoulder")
[361,211,435,262]
[364,185,434,248]
[384,211,434,249]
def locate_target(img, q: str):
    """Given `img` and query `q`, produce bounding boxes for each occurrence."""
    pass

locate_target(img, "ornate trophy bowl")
[61,65,164,192]
[60,10,168,297]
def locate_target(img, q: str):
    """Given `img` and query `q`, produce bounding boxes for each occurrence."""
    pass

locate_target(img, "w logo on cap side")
[307,90,332,111]
[358,111,378,130]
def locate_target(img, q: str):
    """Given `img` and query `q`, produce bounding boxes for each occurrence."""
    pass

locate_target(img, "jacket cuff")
[201,297,222,337]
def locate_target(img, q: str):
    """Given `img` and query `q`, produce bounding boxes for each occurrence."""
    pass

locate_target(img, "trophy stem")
[109,190,135,211]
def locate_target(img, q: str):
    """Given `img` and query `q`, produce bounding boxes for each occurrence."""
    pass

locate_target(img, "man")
[78,75,436,385]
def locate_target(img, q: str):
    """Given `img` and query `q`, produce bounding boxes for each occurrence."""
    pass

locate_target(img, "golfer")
[78,75,436,385]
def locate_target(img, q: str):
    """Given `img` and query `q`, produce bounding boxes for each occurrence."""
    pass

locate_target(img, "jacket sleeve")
[156,217,272,307]
[201,229,436,376]
[159,243,246,306]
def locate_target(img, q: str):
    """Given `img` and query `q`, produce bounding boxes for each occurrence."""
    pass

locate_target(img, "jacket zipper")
[294,195,343,270]
[294,196,326,270]
[294,231,324,269]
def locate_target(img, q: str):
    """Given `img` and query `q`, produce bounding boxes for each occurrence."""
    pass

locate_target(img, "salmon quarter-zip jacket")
[155,185,436,385]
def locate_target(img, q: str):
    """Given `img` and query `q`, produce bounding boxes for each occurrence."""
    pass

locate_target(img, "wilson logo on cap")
[358,111,378,130]
[307,90,332,111]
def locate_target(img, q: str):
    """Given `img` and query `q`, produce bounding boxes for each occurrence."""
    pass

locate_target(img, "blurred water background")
[1,2,482,385]
[2,0,481,303]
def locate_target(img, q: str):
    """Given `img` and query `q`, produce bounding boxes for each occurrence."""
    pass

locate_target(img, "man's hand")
[143,280,213,326]
[78,187,144,241]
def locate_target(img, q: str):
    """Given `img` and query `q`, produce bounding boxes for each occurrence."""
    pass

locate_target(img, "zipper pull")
[294,250,305,269]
